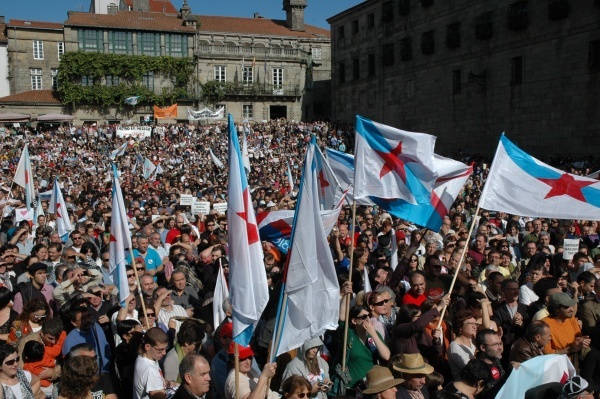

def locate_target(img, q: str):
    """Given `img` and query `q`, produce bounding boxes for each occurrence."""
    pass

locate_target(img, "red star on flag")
[538,173,595,202]
[110,234,116,242]
[236,189,259,245]
[318,170,330,196]
[375,142,417,183]
[55,203,62,219]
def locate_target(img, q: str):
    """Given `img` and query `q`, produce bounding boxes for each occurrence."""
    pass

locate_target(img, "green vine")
[57,51,195,107]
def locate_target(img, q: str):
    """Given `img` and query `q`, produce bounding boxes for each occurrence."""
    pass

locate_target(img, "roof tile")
[195,15,330,39]
[65,10,195,33]
[0,90,61,104]
[7,20,63,29]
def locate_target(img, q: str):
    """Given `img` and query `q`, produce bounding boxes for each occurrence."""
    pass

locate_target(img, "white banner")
[563,239,579,260]
[116,125,152,139]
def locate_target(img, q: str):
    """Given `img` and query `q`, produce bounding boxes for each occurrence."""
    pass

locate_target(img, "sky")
[2,0,365,29]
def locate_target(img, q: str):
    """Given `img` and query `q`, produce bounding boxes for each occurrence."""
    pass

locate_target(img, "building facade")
[328,0,600,155]
[0,0,331,125]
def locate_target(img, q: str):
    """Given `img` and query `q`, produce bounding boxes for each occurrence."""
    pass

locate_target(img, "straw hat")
[392,353,434,375]
[362,366,405,394]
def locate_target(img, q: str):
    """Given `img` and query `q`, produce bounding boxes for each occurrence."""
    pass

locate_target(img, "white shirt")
[158,304,187,334]
[2,370,32,399]
[519,282,539,306]
[134,355,165,399]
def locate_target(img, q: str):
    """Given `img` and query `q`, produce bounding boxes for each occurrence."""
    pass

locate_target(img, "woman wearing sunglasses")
[281,337,331,398]
[7,299,49,345]
[0,344,42,399]
[281,375,312,399]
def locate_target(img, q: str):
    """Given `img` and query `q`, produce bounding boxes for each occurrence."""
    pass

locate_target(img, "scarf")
[2,370,35,399]
[174,343,186,383]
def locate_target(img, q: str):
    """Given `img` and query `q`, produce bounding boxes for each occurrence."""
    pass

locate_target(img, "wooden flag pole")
[341,201,357,372]
[437,205,482,328]
[130,251,151,330]
[234,342,240,399]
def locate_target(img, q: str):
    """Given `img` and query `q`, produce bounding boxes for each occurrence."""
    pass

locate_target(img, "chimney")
[132,0,149,12]
[283,0,307,31]
[179,0,191,20]
[254,12,260,19]
[107,3,118,15]
[0,16,5,24]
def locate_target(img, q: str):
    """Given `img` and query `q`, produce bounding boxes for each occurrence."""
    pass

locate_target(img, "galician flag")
[210,148,225,169]
[109,142,127,160]
[13,144,35,211]
[213,261,230,330]
[354,115,437,205]
[227,114,269,346]
[109,165,132,306]
[275,137,340,356]
[143,158,156,180]
[242,132,251,172]
[480,135,600,219]
[48,178,72,241]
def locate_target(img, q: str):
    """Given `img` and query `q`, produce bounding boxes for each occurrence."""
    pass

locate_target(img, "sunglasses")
[127,273,135,278]
[296,393,310,398]
[4,357,19,366]
[372,298,390,307]
[145,313,156,317]
[136,267,144,271]
[355,314,369,320]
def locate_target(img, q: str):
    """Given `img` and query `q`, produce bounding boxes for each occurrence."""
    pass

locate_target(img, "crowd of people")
[0,119,597,399]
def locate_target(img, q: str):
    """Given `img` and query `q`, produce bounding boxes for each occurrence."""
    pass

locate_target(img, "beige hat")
[392,353,434,375]
[362,366,404,394]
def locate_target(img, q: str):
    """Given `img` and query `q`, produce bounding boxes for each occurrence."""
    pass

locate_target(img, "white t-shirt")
[134,355,166,399]
[2,370,32,399]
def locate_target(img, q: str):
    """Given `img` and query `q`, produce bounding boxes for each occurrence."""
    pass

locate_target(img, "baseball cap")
[549,292,577,308]
[220,322,233,339]
[228,342,254,359]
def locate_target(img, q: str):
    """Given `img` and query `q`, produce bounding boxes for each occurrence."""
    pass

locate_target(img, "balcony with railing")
[201,81,302,100]
[197,44,306,62]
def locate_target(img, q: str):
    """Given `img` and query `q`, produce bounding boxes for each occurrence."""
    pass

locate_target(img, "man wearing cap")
[561,375,595,399]
[211,322,233,399]
[361,365,404,399]
[391,353,433,399]
[542,292,590,361]
[13,262,55,314]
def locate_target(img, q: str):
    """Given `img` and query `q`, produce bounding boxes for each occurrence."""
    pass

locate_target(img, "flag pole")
[437,205,481,328]
[341,200,357,372]
[234,342,240,399]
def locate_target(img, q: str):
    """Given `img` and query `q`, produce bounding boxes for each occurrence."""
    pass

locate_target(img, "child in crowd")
[22,340,55,398]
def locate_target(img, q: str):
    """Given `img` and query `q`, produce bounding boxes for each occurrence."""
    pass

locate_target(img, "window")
[108,31,132,54]
[30,69,42,90]
[243,104,253,119]
[243,66,253,85]
[382,2,394,23]
[400,37,412,61]
[78,30,101,52]
[447,23,461,48]
[105,75,120,86]
[367,13,375,29]
[422,31,435,54]
[475,12,493,40]
[421,0,434,7]
[549,0,569,20]
[140,33,159,56]
[353,58,360,80]
[57,42,65,60]
[352,20,359,35]
[142,71,154,90]
[382,44,394,66]
[338,26,345,41]
[368,53,376,76]
[214,66,226,82]
[589,40,600,71]
[508,2,528,31]
[166,34,188,57]
[311,47,322,60]
[272,68,283,88]
[51,69,58,90]
[33,40,44,60]
[338,62,345,84]
[453,70,461,94]
[399,0,410,15]
[81,76,94,86]
[511,56,523,85]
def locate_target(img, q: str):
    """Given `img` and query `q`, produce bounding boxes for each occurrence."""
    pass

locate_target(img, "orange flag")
[153,104,178,119]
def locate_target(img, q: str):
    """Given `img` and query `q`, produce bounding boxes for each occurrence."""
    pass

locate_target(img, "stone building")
[328,0,600,155]
[0,0,331,125]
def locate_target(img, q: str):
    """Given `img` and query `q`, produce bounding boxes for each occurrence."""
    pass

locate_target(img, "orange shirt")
[542,316,580,354]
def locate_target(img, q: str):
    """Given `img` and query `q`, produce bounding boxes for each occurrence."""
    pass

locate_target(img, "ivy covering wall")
[57,51,195,107]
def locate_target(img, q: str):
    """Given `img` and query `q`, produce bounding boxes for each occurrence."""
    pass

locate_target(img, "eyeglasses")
[366,218,373,221]
[151,346,167,354]
[463,322,478,326]
[410,258,418,262]
[372,298,390,307]
[72,236,82,240]
[484,342,503,348]
[4,357,19,366]
[355,314,369,320]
